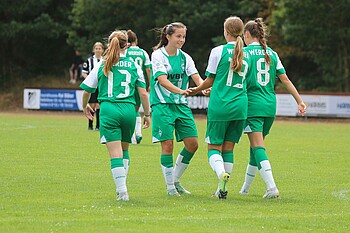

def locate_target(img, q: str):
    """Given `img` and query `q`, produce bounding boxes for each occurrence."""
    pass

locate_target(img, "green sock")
[222,151,233,174]
[110,158,124,169]
[249,147,257,166]
[252,146,268,170]
[123,150,130,164]
[160,154,173,168]
[179,148,194,164]
[222,151,233,163]
[208,149,221,161]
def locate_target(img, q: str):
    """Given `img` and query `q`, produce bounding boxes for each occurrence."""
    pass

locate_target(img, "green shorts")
[152,104,198,143]
[99,101,136,143]
[205,120,245,145]
[244,117,275,137]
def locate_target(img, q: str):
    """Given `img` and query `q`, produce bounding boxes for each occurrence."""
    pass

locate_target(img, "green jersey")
[126,46,151,79]
[150,47,198,106]
[205,42,248,121]
[245,42,286,117]
[80,55,146,104]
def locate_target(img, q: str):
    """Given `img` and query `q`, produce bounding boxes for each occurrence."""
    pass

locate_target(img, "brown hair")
[224,16,244,72]
[102,31,128,76]
[93,42,104,50]
[244,18,271,64]
[127,29,137,44]
[153,22,186,50]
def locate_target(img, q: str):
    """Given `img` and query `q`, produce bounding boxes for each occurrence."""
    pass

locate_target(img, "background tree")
[0,0,74,90]
[1,0,348,93]
[272,0,350,91]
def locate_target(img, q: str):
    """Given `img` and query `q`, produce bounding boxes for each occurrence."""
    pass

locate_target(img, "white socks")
[259,160,276,190]
[111,167,127,193]
[209,153,225,180]
[173,155,189,183]
[241,164,258,192]
[161,165,175,190]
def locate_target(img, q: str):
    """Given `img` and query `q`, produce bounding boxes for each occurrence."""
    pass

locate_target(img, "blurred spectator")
[69,50,83,84]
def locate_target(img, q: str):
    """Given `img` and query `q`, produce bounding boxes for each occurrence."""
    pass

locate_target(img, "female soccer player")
[151,22,204,196]
[80,30,151,201]
[126,29,152,144]
[186,16,247,199]
[82,42,104,131]
[239,18,306,198]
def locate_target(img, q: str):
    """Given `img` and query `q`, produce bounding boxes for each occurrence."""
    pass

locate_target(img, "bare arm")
[145,67,151,92]
[82,72,88,79]
[158,74,186,94]
[82,91,94,120]
[137,87,151,129]
[278,73,307,115]
[191,73,204,86]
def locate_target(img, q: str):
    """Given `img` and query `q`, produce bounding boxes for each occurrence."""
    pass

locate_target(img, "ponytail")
[231,35,244,72]
[103,37,120,76]
[224,16,244,72]
[245,18,271,65]
[102,30,128,76]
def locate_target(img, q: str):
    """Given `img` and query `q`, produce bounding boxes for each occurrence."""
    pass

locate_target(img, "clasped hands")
[182,87,211,96]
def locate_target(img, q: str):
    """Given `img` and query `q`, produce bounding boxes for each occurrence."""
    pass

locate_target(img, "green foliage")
[1,0,349,92]
[272,0,350,91]
[0,0,74,90]
[1,113,350,232]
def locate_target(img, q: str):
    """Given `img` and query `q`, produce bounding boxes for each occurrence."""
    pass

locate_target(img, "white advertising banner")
[23,89,84,111]
[276,94,350,118]
[23,88,350,118]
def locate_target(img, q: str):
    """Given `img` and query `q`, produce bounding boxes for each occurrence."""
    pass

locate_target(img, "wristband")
[144,114,151,117]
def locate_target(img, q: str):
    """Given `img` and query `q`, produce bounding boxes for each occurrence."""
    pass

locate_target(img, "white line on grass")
[332,190,350,200]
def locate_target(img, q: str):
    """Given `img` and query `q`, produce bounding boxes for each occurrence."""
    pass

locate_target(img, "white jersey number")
[257,58,270,86]
[134,57,143,68]
[107,70,131,98]
[226,60,248,88]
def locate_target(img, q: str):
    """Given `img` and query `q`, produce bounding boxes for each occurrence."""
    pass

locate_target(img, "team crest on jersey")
[155,62,163,70]
[181,62,185,72]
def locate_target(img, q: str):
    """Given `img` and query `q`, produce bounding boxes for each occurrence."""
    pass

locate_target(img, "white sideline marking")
[332,190,350,200]
[0,124,36,130]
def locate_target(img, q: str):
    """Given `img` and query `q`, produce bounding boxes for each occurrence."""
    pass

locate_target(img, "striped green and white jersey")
[245,42,286,117]
[205,42,248,121]
[150,47,198,106]
[80,54,146,104]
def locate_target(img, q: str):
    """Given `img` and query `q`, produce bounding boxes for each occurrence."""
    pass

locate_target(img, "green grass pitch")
[0,112,349,232]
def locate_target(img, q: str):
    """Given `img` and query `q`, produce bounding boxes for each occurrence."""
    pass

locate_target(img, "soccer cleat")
[131,135,137,144]
[211,188,220,198]
[239,187,249,195]
[95,127,99,131]
[218,172,230,199]
[174,182,191,194]
[117,192,129,201]
[218,190,228,199]
[88,126,93,130]
[262,187,279,199]
[136,136,142,144]
[167,188,180,196]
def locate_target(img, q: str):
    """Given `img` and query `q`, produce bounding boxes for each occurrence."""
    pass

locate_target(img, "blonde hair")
[244,18,271,64]
[102,31,128,76]
[224,16,244,72]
